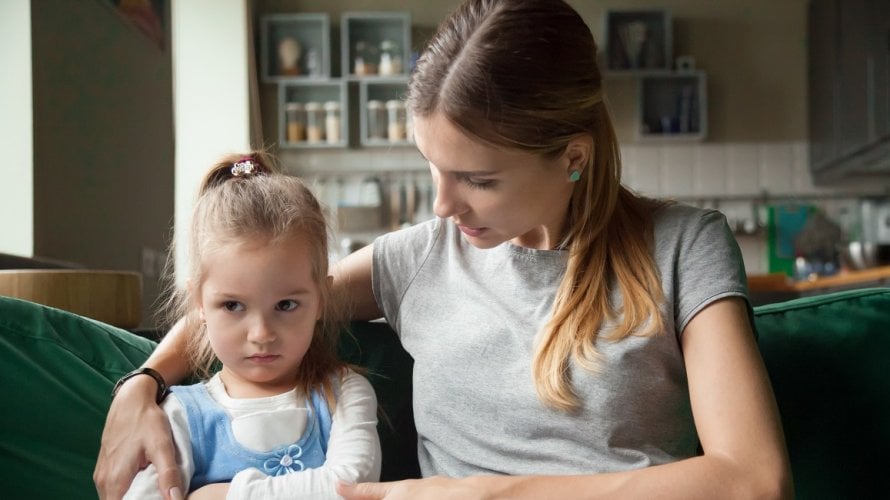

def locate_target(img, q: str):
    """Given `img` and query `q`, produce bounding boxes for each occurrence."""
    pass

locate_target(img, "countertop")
[748,265,890,293]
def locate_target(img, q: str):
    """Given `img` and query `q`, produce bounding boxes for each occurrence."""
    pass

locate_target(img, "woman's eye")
[462,177,495,190]
[276,300,299,312]
[223,301,244,312]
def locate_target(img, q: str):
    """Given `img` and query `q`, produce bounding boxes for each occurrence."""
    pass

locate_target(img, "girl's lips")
[247,354,280,363]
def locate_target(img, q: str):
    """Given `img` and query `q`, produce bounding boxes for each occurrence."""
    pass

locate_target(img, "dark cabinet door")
[807,0,839,171]
[808,0,890,180]
[869,0,890,142]
[837,0,870,158]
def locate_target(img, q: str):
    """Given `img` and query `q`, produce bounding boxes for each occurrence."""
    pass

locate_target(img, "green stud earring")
[569,170,581,182]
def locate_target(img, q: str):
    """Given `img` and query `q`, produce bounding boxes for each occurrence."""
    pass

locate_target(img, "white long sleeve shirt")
[124,369,380,499]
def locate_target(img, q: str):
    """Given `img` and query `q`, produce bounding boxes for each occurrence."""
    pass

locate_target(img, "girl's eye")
[223,301,244,312]
[276,300,299,312]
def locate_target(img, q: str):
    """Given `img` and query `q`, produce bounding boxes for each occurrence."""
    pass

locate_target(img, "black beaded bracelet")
[111,367,170,404]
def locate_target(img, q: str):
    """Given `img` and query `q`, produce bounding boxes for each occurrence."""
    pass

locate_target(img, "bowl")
[841,242,890,270]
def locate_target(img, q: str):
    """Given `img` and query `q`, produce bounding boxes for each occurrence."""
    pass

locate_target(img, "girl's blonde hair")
[160,151,346,403]
[408,0,667,411]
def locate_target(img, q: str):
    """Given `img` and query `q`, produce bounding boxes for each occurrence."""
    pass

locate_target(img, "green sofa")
[2,288,888,499]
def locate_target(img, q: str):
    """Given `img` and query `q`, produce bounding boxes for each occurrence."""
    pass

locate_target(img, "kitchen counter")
[747,265,890,305]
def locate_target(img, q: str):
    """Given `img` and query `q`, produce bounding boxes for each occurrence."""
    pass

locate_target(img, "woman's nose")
[432,175,462,219]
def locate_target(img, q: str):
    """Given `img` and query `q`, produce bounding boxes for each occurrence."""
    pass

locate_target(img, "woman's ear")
[564,134,594,176]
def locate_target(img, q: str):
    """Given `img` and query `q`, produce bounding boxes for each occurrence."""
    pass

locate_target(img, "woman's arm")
[338,297,793,500]
[94,317,193,500]
[332,244,382,321]
[122,395,196,500]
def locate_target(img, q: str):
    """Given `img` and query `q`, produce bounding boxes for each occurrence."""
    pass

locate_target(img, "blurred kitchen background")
[1,0,888,325]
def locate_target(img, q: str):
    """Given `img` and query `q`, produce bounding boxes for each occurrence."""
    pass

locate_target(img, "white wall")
[0,0,33,257]
[172,0,253,283]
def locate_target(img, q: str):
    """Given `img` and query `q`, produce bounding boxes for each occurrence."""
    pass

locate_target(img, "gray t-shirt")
[372,203,748,477]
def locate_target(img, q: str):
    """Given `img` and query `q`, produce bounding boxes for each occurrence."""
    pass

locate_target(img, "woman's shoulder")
[653,201,729,236]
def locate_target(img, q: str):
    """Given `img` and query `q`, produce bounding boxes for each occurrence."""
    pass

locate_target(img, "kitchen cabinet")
[808,0,890,182]
[638,72,707,141]
[602,9,672,74]
[603,9,707,142]
[262,11,414,149]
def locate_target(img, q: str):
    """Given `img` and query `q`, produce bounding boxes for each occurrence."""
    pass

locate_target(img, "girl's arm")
[94,317,193,500]
[338,297,794,500]
[218,370,381,499]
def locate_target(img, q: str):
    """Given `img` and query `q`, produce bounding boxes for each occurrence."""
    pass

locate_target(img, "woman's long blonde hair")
[408,0,667,411]
[159,151,346,404]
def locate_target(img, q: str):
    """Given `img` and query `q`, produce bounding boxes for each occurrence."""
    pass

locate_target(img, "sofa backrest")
[2,288,888,497]
[753,287,890,499]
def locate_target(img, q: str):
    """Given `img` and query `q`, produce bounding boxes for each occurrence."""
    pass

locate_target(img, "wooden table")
[0,269,142,329]
[747,265,890,305]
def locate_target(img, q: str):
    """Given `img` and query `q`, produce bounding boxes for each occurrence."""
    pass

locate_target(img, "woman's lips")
[457,224,486,237]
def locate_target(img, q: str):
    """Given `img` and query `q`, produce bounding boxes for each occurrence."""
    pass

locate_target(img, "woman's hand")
[93,375,183,500]
[337,477,492,500]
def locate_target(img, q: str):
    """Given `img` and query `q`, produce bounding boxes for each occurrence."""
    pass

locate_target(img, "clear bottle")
[304,102,324,143]
[285,102,305,143]
[353,40,378,76]
[324,101,341,145]
[378,40,402,76]
[367,100,387,141]
[386,100,407,142]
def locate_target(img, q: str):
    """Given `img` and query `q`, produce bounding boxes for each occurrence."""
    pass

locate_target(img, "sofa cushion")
[754,287,890,499]
[0,296,155,499]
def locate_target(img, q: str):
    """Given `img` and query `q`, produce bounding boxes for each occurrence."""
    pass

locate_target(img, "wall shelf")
[260,13,331,82]
[603,9,672,75]
[359,77,413,147]
[638,71,707,141]
[278,80,348,149]
[341,11,412,80]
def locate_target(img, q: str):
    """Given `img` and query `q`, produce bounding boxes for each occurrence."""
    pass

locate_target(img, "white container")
[305,102,324,143]
[285,102,305,142]
[324,101,341,144]
[386,100,406,142]
[367,100,387,140]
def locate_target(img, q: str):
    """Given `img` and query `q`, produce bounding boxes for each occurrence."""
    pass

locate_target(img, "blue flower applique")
[263,444,305,476]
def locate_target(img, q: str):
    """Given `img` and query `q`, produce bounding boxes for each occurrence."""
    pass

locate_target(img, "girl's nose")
[247,315,276,344]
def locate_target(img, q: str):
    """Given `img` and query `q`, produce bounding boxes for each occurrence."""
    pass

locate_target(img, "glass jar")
[367,100,387,141]
[386,100,407,142]
[379,40,402,76]
[324,101,341,145]
[304,102,324,143]
[285,102,305,143]
[353,40,378,76]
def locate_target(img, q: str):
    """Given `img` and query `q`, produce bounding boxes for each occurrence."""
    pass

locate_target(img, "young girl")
[122,153,380,499]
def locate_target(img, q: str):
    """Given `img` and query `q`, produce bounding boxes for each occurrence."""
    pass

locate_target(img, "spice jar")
[378,40,402,76]
[304,102,324,143]
[353,40,378,76]
[285,102,305,143]
[386,100,407,142]
[367,100,387,141]
[324,101,341,144]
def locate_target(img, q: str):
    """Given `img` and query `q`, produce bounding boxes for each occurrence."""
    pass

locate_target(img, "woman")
[95,1,792,498]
